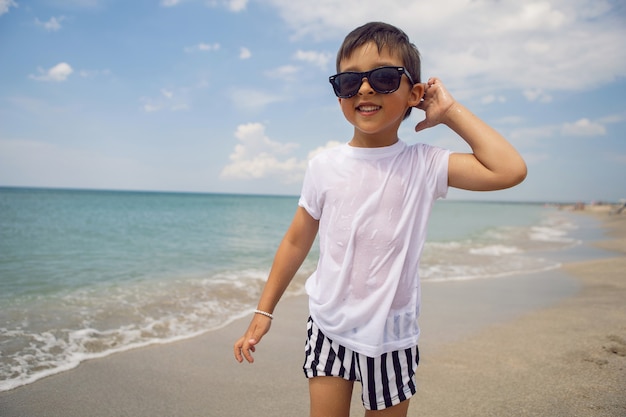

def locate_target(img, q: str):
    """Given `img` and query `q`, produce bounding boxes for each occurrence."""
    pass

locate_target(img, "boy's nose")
[358,77,375,95]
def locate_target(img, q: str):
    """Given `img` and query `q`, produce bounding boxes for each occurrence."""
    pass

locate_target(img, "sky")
[1,0,625,203]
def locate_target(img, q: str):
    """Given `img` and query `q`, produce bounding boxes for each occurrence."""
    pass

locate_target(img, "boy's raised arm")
[234,206,319,363]
[415,77,527,191]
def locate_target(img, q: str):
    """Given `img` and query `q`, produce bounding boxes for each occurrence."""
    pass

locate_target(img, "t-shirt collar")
[342,139,406,159]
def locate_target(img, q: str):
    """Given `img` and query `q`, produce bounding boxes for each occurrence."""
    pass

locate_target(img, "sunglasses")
[329,66,415,99]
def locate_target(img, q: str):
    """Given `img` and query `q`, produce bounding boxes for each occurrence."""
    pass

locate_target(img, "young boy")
[234,22,527,417]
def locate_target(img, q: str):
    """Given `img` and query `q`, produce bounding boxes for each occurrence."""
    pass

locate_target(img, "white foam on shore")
[421,262,562,283]
[0,304,261,392]
[469,245,521,255]
[0,262,314,393]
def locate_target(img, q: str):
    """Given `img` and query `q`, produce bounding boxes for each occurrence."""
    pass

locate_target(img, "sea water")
[0,187,583,391]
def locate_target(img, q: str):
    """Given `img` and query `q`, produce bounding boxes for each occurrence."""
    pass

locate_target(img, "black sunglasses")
[329,66,415,99]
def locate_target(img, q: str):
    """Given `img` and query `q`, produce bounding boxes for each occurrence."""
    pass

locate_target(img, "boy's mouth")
[357,105,381,112]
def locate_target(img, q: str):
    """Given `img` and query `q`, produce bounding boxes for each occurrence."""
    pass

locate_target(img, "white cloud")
[598,113,626,124]
[56,0,100,7]
[206,0,247,12]
[79,68,112,78]
[491,2,568,32]
[227,0,247,12]
[35,16,65,31]
[521,151,551,165]
[184,42,220,53]
[561,118,606,137]
[265,65,299,80]
[523,40,551,55]
[523,88,552,103]
[140,99,161,113]
[229,89,286,112]
[294,50,333,71]
[509,125,559,144]
[496,116,524,125]
[307,141,342,160]
[29,62,73,82]
[0,0,17,16]
[481,94,506,105]
[221,123,344,184]
[140,87,190,113]
[198,42,220,51]
[240,47,251,59]
[265,0,626,95]
[161,0,182,7]
[220,123,305,183]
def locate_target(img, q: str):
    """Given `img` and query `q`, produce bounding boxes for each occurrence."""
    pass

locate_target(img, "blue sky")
[1,0,625,203]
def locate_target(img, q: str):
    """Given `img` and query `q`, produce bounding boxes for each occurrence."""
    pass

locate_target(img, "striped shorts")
[302,317,419,411]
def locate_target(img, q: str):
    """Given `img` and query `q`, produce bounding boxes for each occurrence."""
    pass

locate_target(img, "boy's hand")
[233,314,272,363]
[414,77,456,133]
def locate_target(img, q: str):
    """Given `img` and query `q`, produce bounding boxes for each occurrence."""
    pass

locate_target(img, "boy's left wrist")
[442,102,464,127]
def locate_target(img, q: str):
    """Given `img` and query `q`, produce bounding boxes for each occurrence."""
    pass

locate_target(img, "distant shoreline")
[3,185,623,207]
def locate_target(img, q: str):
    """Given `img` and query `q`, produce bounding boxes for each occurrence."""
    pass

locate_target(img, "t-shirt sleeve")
[435,148,450,200]
[298,159,322,220]
[421,143,450,200]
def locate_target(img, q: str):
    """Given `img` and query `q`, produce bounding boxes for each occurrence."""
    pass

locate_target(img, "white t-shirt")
[298,140,449,357]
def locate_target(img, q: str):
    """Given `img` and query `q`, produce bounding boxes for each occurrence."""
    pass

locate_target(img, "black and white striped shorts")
[302,317,419,411]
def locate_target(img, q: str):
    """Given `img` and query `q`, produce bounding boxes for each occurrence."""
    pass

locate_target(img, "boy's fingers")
[415,119,429,133]
[234,335,260,363]
[233,337,245,362]
[242,339,257,363]
[234,318,271,363]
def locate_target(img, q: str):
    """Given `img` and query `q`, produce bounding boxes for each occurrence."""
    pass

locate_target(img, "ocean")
[0,187,585,391]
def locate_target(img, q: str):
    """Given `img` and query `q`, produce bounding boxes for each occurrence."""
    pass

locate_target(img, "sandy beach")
[1,208,624,417]
[413,209,626,417]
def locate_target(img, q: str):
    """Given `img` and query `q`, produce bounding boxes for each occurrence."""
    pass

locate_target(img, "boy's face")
[337,42,423,147]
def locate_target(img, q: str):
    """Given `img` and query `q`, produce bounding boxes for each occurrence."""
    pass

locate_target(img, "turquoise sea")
[0,187,584,391]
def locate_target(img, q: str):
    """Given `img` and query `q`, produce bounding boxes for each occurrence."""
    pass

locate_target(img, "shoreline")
[1,210,625,416]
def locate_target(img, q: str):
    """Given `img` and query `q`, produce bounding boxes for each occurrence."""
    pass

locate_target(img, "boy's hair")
[336,22,421,119]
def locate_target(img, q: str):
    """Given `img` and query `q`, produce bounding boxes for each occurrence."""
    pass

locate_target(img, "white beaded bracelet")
[254,309,274,320]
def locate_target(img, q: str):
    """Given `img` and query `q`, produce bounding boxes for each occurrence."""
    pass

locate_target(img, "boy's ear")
[408,83,425,107]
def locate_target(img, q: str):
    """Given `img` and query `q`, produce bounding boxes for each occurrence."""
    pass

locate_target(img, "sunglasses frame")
[329,66,415,99]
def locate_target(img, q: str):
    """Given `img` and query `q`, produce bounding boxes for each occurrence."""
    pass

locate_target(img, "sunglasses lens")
[333,73,362,98]
[369,68,402,93]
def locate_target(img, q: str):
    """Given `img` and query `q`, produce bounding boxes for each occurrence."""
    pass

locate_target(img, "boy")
[234,22,526,417]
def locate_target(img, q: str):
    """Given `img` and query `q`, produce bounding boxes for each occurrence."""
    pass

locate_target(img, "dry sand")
[412,211,626,417]
[0,210,624,417]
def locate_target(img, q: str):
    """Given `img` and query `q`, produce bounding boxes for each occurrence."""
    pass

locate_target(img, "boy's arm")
[234,206,319,363]
[415,77,527,191]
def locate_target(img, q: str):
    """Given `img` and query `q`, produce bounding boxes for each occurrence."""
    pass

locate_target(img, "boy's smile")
[337,42,422,148]
[356,103,381,114]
